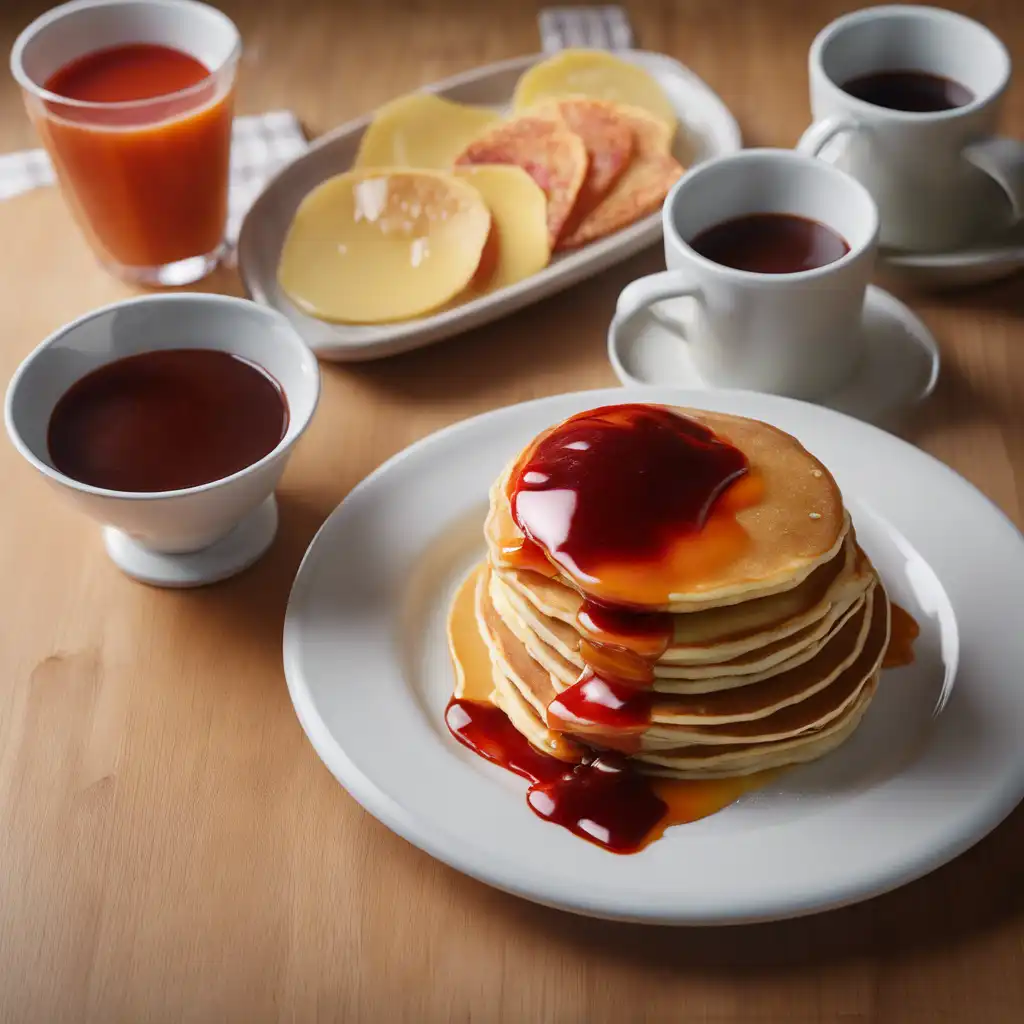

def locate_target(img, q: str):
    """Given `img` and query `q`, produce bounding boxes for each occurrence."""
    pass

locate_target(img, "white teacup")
[5,294,320,587]
[613,148,879,401]
[798,5,1024,253]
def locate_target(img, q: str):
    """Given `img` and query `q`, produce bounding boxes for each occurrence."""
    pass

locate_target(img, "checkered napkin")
[0,110,307,245]
[539,5,634,52]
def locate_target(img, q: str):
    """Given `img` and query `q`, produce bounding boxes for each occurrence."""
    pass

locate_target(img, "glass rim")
[10,0,241,112]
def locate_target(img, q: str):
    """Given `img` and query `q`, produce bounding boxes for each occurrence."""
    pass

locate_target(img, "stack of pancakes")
[469,406,891,780]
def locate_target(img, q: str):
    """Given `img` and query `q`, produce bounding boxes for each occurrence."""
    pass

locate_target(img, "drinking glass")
[11,0,241,285]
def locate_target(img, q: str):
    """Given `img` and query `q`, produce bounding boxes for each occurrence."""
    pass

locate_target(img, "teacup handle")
[797,116,867,158]
[963,136,1024,222]
[614,271,702,341]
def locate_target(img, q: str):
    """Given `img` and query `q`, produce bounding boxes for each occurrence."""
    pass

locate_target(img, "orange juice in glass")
[10,0,240,285]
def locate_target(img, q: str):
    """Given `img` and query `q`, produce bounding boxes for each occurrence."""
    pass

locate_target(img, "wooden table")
[1,1,1022,1021]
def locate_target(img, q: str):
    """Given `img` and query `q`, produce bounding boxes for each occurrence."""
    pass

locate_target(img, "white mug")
[5,294,320,586]
[613,148,879,401]
[798,5,1024,253]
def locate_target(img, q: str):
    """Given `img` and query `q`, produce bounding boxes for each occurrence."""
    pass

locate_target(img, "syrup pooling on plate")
[444,566,775,853]
[507,404,757,606]
[883,603,920,668]
[446,698,563,784]
[447,698,663,853]
[446,693,776,854]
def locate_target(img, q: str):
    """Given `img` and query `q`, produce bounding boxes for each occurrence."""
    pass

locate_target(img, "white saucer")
[878,216,1024,291]
[608,285,940,429]
[103,496,278,588]
[283,387,1024,925]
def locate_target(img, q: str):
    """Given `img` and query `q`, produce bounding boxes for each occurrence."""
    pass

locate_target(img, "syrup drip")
[883,603,920,669]
[577,639,655,687]
[577,600,674,663]
[446,698,560,784]
[500,535,557,578]
[551,592,675,744]
[547,670,651,753]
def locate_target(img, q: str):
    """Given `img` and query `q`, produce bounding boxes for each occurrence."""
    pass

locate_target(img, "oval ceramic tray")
[237,51,742,362]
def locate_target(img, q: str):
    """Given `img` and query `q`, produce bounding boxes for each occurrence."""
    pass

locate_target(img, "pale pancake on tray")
[454,114,588,247]
[528,97,636,237]
[558,103,684,250]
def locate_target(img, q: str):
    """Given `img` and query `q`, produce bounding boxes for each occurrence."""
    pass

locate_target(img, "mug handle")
[963,137,1024,222]
[797,116,867,158]
[614,271,702,341]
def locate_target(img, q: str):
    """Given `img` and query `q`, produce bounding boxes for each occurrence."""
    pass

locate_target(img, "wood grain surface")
[1,1,1023,1021]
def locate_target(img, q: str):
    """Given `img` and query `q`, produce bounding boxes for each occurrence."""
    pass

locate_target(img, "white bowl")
[5,293,320,586]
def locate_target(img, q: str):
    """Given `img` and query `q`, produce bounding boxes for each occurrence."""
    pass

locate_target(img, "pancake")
[502,532,858,648]
[487,406,849,611]
[528,97,636,240]
[353,93,503,171]
[511,49,678,132]
[278,168,492,324]
[558,104,683,249]
[638,586,888,747]
[450,166,550,291]
[652,591,869,687]
[636,679,879,779]
[488,559,867,688]
[493,533,872,673]
[454,114,588,246]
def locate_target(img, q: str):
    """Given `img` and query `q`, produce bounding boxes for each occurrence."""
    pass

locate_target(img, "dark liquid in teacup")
[690,213,850,274]
[841,70,974,112]
[47,349,288,492]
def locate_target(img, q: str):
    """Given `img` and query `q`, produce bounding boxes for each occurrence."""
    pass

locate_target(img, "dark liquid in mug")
[690,213,850,274]
[47,349,288,492]
[841,70,974,112]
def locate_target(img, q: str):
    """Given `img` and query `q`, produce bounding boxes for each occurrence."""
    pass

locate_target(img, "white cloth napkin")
[0,110,307,244]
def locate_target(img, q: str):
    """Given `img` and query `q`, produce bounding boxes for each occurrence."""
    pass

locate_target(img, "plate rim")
[237,50,742,362]
[283,386,1024,924]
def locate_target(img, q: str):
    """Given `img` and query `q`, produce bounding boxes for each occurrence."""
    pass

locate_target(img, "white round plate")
[283,387,1024,925]
[608,285,940,429]
[239,52,741,363]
